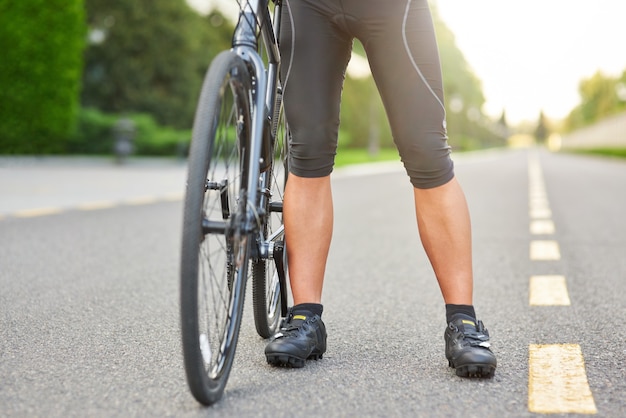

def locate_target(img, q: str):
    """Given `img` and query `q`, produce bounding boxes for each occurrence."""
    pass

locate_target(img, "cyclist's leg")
[283,174,332,305]
[280,0,352,305]
[356,0,495,376]
[264,0,350,367]
[412,178,473,305]
[355,0,471,304]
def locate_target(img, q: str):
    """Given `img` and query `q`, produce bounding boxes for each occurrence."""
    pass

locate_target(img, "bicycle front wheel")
[180,50,252,406]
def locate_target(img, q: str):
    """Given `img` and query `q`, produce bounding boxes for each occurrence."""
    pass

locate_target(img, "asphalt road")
[1,148,625,417]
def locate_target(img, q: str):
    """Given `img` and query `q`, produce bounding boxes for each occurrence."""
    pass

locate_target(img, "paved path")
[0,157,187,218]
[1,148,625,417]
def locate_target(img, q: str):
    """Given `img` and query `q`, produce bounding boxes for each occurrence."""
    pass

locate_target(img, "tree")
[82,0,233,129]
[566,70,626,131]
[534,111,548,144]
[497,110,510,139]
[339,3,502,151]
[430,4,504,149]
[341,60,392,149]
[0,1,85,153]
[432,9,485,114]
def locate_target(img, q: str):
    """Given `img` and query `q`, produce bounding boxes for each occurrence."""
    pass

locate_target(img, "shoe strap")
[451,318,491,348]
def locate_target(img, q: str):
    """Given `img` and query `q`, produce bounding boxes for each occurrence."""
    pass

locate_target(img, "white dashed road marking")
[527,153,596,414]
[530,240,561,261]
[528,344,597,414]
[529,275,571,306]
[530,219,555,235]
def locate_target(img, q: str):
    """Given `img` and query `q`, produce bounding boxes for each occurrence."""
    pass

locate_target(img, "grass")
[334,147,626,169]
[572,148,626,159]
[334,147,400,168]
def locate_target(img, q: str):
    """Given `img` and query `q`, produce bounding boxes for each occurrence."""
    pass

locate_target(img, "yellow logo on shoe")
[462,320,476,326]
[293,315,307,321]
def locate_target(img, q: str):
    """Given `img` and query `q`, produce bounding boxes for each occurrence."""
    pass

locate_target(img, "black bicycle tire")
[251,94,289,338]
[180,50,252,406]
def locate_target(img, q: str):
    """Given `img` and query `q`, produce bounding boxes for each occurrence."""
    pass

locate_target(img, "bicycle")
[179,0,289,406]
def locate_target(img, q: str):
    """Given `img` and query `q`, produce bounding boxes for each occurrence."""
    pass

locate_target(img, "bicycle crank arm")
[206,179,230,219]
[271,240,289,316]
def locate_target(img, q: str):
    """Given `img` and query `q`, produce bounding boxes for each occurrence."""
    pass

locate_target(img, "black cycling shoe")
[445,314,497,378]
[265,308,327,368]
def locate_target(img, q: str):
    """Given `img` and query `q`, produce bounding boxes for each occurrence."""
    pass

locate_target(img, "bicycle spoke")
[182,0,286,399]
[180,50,253,405]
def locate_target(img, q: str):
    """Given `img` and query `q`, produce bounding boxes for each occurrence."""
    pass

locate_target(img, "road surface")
[1,149,625,417]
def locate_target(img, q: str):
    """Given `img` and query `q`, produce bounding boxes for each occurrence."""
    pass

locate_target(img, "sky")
[435,0,626,123]
[187,0,626,124]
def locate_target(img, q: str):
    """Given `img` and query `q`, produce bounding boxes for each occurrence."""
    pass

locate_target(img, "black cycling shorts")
[280,0,454,189]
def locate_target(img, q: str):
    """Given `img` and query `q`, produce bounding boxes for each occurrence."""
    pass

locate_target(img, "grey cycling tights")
[280,0,454,189]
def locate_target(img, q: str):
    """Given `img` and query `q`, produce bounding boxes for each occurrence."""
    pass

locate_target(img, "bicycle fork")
[231,0,288,314]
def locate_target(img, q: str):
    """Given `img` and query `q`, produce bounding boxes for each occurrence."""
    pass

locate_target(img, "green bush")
[69,107,190,156]
[67,107,118,154]
[450,134,481,152]
[131,114,190,156]
[0,1,85,154]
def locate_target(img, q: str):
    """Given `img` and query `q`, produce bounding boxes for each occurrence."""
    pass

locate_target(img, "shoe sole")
[449,360,496,378]
[266,352,323,368]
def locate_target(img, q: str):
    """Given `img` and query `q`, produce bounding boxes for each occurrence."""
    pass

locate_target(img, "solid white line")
[162,192,184,201]
[77,201,118,211]
[3,194,182,219]
[528,156,552,220]
[123,196,160,206]
[529,195,550,208]
[529,208,552,220]
[14,207,63,218]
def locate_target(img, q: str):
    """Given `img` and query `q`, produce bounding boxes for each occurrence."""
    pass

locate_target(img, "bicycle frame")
[232,0,285,261]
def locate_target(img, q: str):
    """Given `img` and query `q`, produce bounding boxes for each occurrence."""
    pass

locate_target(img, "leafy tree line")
[565,70,626,132]
[0,0,503,155]
[80,0,503,155]
[0,0,232,155]
[432,5,504,150]
[336,3,505,152]
[83,0,232,129]
[75,0,233,155]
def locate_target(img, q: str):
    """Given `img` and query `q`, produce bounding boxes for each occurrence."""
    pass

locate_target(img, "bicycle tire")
[180,50,253,406]
[251,91,290,338]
